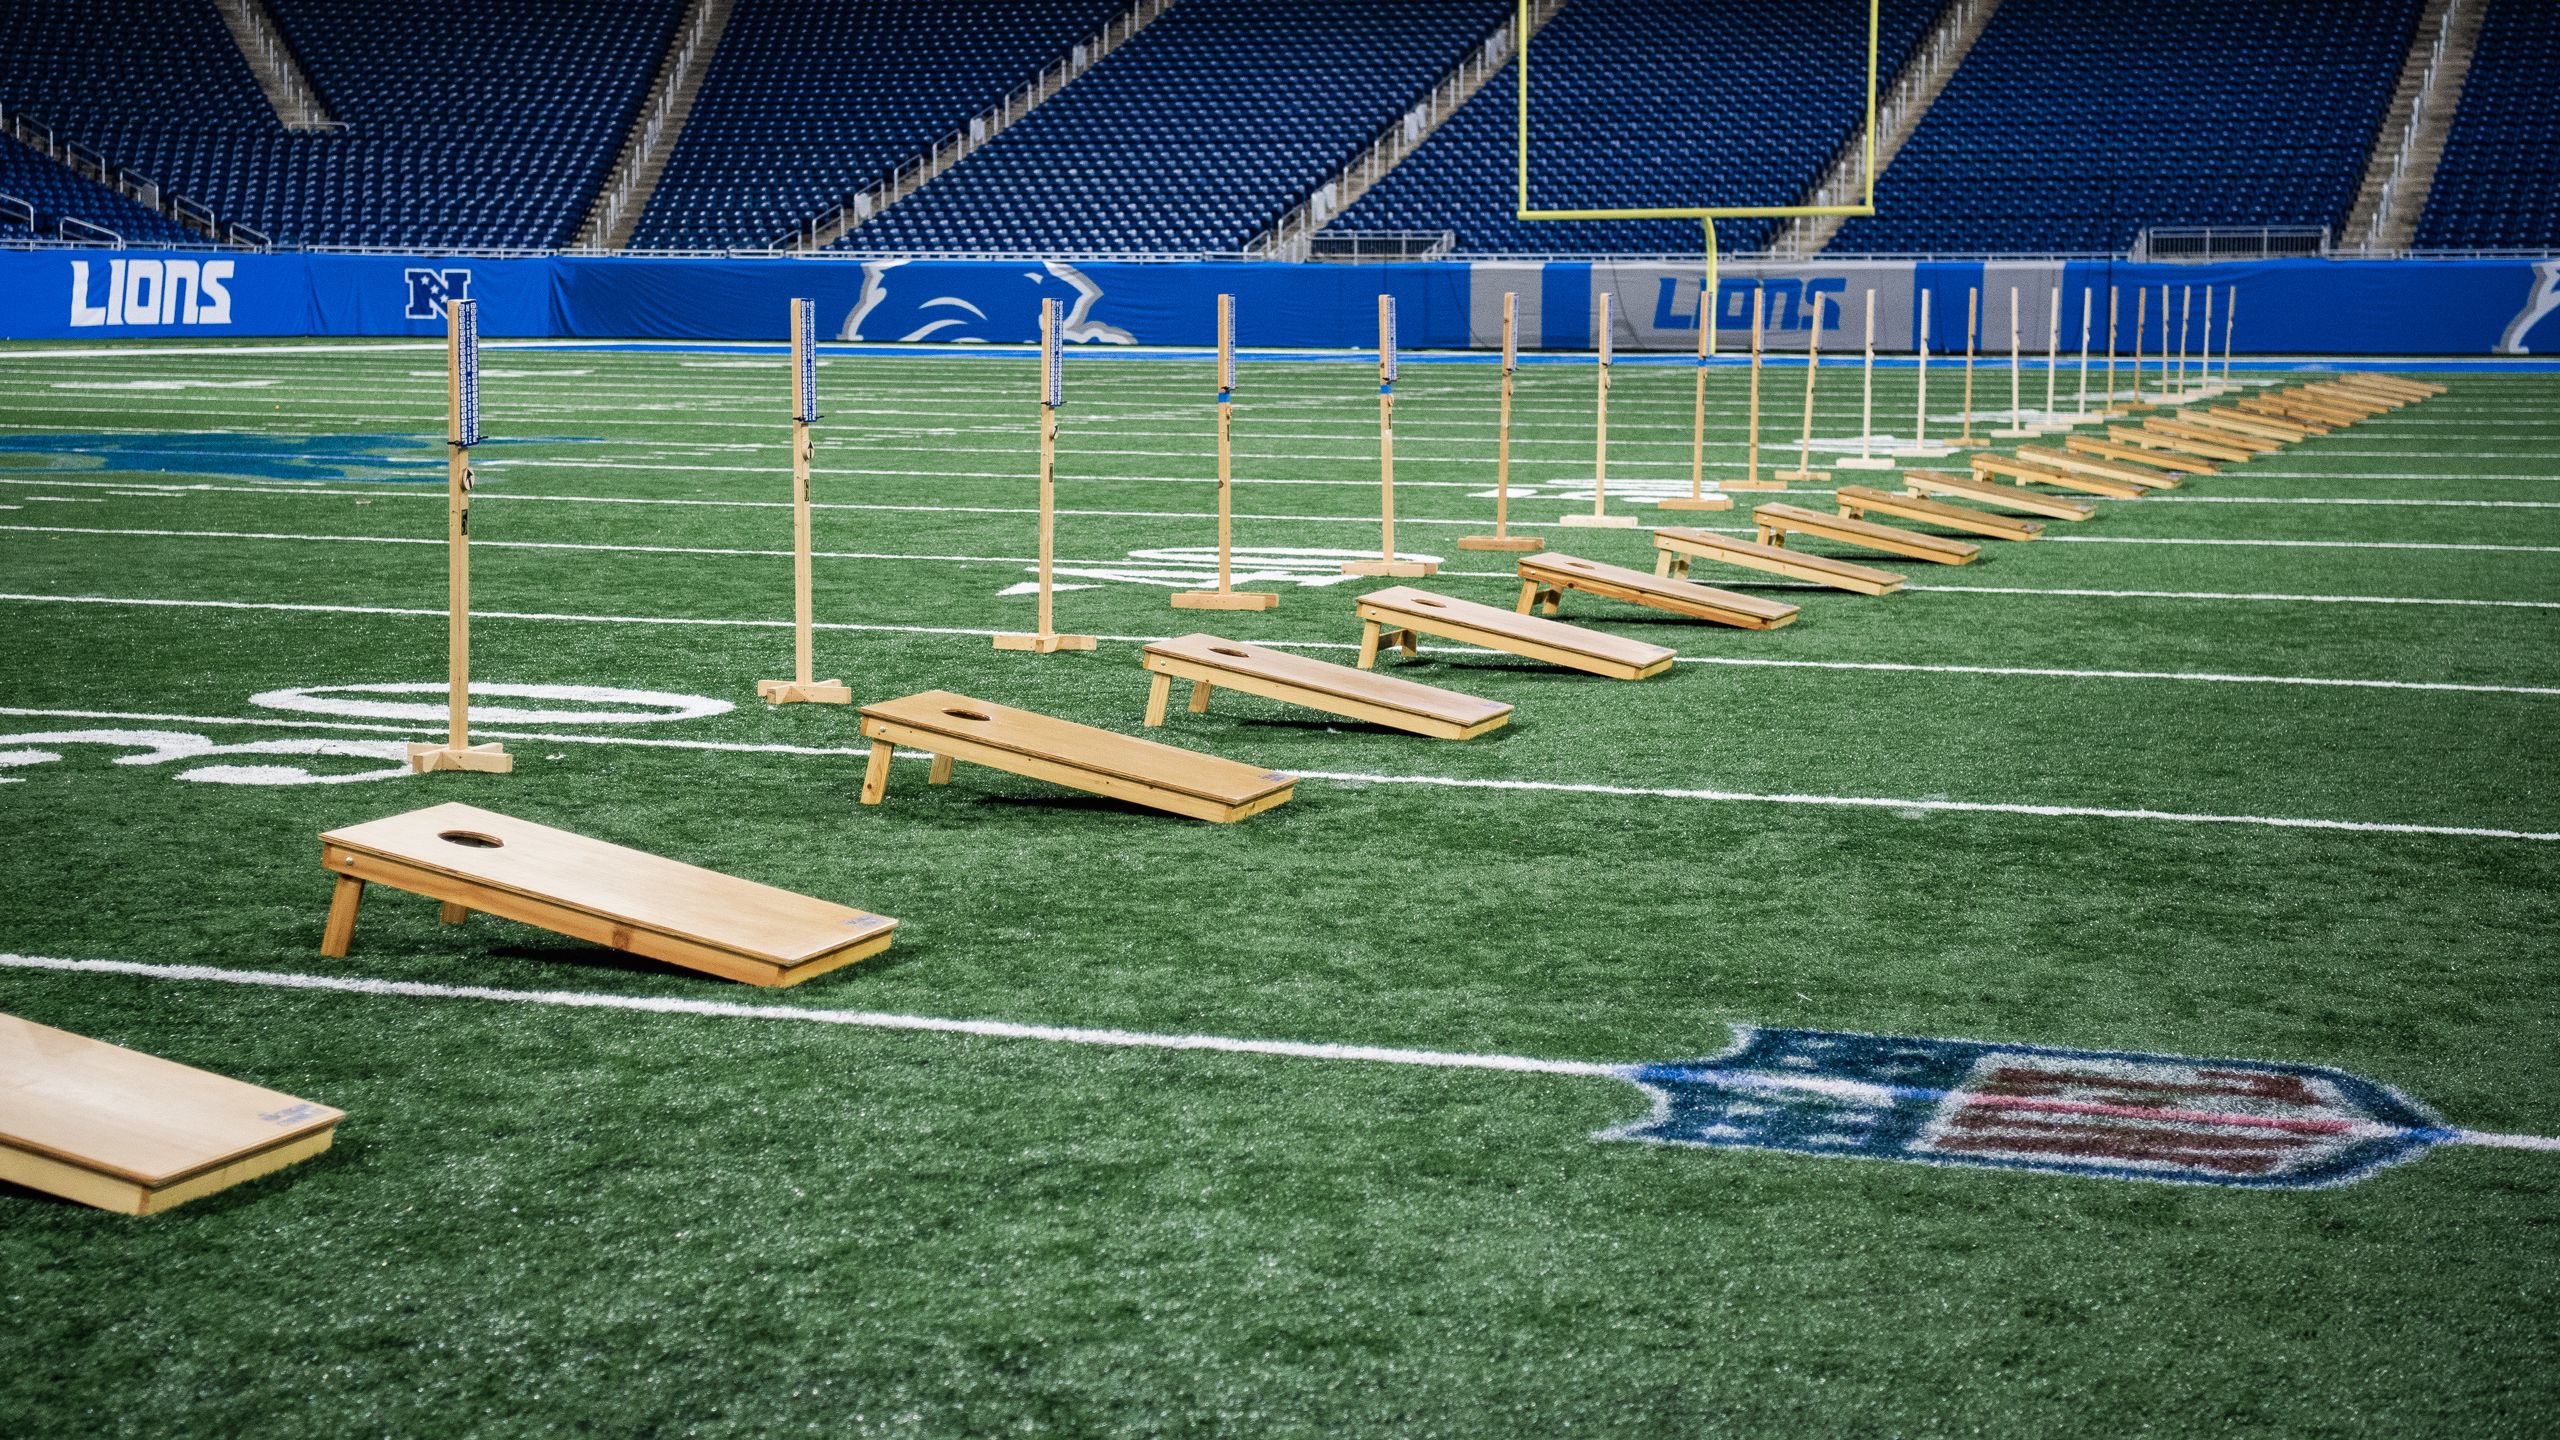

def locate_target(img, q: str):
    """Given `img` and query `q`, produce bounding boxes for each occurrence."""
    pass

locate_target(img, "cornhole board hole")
[1835,486,2042,541]
[2016,445,2180,490]
[1652,527,1905,596]
[1142,634,1510,739]
[2068,434,2217,475]
[1,1012,342,1215]
[1754,503,1981,566]
[1902,469,2095,521]
[859,690,1294,823]
[321,803,897,988]
[1976,451,2146,499]
[1517,552,1800,630]
[1354,586,1674,680]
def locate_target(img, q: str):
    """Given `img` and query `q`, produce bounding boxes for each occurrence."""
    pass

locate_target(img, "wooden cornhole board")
[2067,435,2217,475]
[2330,373,2439,400]
[2289,383,2394,416]
[1755,503,1980,565]
[1517,552,1801,630]
[1974,452,2144,499]
[860,690,1294,822]
[1653,527,1905,596]
[2016,445,2180,491]
[2107,423,2245,464]
[321,803,897,987]
[2239,395,2351,429]
[1,1013,342,1215]
[1902,469,2094,521]
[2198,407,2313,442]
[1836,486,2042,541]
[2149,416,2277,455]
[1354,586,1674,680]
[1140,633,1510,740]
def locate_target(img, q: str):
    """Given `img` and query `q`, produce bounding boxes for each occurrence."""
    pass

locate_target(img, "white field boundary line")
[3,953,2554,1156]
[1,694,2554,842]
[16,521,2560,574]
[9,594,2560,697]
[10,473,2558,517]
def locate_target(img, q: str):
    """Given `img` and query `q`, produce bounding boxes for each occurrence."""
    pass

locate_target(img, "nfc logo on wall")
[68,259,235,327]
[404,267,473,321]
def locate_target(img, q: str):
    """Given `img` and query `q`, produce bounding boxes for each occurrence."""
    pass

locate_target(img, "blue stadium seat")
[2414,0,2560,250]
[0,133,199,244]
[842,0,1513,255]
[1829,0,2423,254]
[1331,0,1940,256]
[633,0,1127,251]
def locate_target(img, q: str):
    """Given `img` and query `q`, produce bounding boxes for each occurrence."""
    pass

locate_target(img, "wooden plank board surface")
[1974,452,2147,498]
[1901,469,2096,520]
[1142,634,1511,733]
[1755,503,1981,564]
[2149,417,2277,455]
[2,1012,341,1206]
[1357,586,1676,678]
[1519,553,1801,629]
[1652,527,1905,595]
[1835,486,2042,540]
[323,803,895,968]
[2066,435,2216,474]
[861,691,1293,807]
[2016,445,2181,490]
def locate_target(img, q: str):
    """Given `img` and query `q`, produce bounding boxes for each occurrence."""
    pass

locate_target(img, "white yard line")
[9,593,2560,681]
[2,953,2555,1157]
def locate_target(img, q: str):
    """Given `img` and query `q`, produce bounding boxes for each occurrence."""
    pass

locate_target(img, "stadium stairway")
[2344,0,2481,252]
[572,0,734,251]
[208,0,334,132]
[1773,0,2000,257]
[1251,0,1563,262]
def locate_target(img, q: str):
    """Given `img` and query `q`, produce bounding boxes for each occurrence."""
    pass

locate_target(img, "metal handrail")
[0,192,34,230]
[58,216,122,245]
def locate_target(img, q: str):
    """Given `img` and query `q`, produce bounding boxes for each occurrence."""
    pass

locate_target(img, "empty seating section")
[1330,0,1940,256]
[634,0,1124,252]
[0,0,675,249]
[842,0,1510,255]
[2415,0,2560,249]
[1831,0,2422,254]
[0,134,200,244]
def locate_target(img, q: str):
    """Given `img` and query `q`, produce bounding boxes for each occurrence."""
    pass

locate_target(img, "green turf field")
[1,339,2554,1435]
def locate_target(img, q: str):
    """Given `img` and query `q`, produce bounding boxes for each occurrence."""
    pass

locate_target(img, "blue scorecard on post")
[1380,296,1397,388]
[1042,303,1063,410]
[450,297,480,447]
[792,297,819,424]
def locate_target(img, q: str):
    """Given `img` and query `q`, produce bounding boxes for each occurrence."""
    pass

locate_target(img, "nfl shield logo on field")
[1608,1027,2454,1189]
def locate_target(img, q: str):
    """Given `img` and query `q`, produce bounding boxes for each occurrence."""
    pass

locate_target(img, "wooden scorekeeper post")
[1992,286,2037,437]
[2124,286,2149,411]
[1174,293,1278,609]
[2198,284,2217,396]
[2074,287,2093,421]
[1838,288,1893,468]
[1459,291,1545,548]
[2040,284,2062,425]
[407,297,511,775]
[2222,284,2238,384]
[1774,291,1831,482]
[1661,271,1727,511]
[1343,294,1436,575]
[1560,291,1637,526]
[994,298,1097,652]
[1894,287,1943,458]
[1955,286,1985,447]
[1728,286,1782,488]
[757,298,851,703]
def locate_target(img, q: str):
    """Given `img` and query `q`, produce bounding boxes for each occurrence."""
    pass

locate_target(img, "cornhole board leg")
[322,875,365,956]
[1517,580,1562,616]
[859,740,893,804]
[1356,619,1420,669]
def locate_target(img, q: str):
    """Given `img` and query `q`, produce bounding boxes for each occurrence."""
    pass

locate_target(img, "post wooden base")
[994,632,1100,653]
[1170,590,1278,611]
[756,678,853,705]
[1773,469,1830,483]
[1890,445,1956,459]
[1990,426,2042,438]
[406,742,512,775]
[1719,480,1787,490]
[1834,456,1897,470]
[1456,534,1547,551]
[1556,512,1638,529]
[1341,558,1437,577]
[1653,495,1733,512]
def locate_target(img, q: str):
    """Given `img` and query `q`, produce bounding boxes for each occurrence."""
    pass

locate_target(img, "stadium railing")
[2132,225,2332,262]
